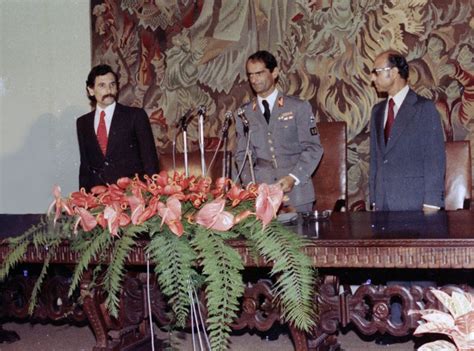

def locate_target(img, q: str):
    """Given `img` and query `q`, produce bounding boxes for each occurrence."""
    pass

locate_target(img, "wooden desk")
[1,211,473,350]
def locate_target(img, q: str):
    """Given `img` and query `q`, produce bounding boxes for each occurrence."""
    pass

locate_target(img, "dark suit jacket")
[369,89,446,211]
[77,103,159,191]
[235,92,323,207]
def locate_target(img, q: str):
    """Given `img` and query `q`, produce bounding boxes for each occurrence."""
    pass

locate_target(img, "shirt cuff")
[423,204,440,210]
[289,173,300,186]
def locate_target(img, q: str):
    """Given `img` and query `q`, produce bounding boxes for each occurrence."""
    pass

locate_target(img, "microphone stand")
[178,111,191,177]
[197,106,206,177]
[221,112,232,180]
[237,108,256,184]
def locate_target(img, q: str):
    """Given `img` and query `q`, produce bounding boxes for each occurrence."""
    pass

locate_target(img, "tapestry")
[90,0,473,208]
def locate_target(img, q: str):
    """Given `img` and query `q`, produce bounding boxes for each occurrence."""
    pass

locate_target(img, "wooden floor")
[0,322,418,350]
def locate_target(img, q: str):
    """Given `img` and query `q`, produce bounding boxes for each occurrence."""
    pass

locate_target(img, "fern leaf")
[192,226,244,351]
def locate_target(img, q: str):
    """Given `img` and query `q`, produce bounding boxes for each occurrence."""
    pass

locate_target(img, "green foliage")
[28,239,60,315]
[0,218,50,281]
[68,227,112,297]
[103,226,142,318]
[238,218,317,332]
[192,226,244,351]
[147,221,198,327]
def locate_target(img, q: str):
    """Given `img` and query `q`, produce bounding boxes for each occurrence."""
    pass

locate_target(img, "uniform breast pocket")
[276,120,297,140]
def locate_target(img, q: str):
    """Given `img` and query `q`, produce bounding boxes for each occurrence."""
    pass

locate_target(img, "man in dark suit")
[77,64,159,191]
[368,51,445,345]
[235,51,323,212]
[369,51,445,211]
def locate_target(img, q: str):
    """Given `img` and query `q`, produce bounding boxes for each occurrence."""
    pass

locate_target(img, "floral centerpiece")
[0,172,317,350]
[409,289,474,351]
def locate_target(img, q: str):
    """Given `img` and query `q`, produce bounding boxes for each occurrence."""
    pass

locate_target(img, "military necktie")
[384,98,395,143]
[262,99,271,124]
[97,110,108,155]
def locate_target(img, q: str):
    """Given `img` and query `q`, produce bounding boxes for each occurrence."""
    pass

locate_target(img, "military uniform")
[235,91,323,209]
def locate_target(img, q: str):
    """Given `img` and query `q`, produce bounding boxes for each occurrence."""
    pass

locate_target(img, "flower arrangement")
[409,289,474,351]
[0,172,317,351]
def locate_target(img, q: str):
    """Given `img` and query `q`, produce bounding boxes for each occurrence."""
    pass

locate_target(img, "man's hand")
[275,175,296,193]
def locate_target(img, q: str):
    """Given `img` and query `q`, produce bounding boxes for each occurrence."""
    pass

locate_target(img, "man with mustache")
[76,64,159,191]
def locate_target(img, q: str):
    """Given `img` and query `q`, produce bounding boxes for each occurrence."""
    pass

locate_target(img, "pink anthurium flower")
[157,196,183,236]
[195,198,234,231]
[73,207,97,234]
[103,203,130,237]
[255,184,283,226]
[47,185,74,225]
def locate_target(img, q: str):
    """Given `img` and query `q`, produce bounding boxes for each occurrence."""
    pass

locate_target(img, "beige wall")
[0,0,91,213]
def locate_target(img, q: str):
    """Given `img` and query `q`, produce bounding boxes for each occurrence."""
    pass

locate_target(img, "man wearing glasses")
[369,51,445,212]
[368,51,445,345]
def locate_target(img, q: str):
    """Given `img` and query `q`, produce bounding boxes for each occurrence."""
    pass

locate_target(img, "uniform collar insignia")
[278,96,284,108]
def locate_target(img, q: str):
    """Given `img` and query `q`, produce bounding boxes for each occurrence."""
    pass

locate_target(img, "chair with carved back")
[312,121,348,212]
[444,140,472,210]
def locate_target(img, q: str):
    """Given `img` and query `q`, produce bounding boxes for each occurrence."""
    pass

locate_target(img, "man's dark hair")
[387,53,409,80]
[247,50,278,72]
[86,64,118,88]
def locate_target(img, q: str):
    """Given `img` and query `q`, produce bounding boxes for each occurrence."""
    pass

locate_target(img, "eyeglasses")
[371,66,392,75]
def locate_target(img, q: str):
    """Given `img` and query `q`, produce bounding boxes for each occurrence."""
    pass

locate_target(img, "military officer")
[234,50,323,212]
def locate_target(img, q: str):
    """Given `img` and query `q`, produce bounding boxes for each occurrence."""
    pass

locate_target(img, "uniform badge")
[310,127,319,135]
[278,112,294,121]
[278,96,284,107]
[252,101,257,111]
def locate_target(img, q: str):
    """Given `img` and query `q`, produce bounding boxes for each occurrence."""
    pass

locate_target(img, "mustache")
[103,94,116,99]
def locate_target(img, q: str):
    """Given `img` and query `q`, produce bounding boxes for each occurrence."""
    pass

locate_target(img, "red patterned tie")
[384,98,395,143]
[97,110,108,155]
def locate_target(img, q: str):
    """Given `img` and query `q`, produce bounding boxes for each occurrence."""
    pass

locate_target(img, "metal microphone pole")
[197,106,206,177]
[222,111,232,180]
[178,111,191,177]
[237,108,256,184]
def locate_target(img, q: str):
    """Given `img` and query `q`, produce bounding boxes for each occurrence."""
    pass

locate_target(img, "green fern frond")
[192,226,245,351]
[68,228,112,297]
[27,238,61,315]
[147,225,198,328]
[0,241,29,281]
[103,226,141,318]
[241,218,317,332]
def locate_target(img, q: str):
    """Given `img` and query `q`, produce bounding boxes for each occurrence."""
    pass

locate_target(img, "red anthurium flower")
[255,184,283,226]
[90,185,108,195]
[152,171,170,188]
[103,203,131,237]
[211,177,231,197]
[69,189,98,209]
[48,185,74,225]
[157,196,183,236]
[73,207,97,234]
[227,184,253,207]
[195,198,234,231]
[189,177,212,193]
[187,192,208,208]
[99,184,128,208]
[116,177,132,189]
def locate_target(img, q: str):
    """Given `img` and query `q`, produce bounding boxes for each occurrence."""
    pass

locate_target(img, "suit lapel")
[83,111,105,158]
[373,103,386,152]
[385,89,417,153]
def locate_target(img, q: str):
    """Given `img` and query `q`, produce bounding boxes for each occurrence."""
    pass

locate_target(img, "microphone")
[176,109,193,129]
[237,108,249,135]
[197,105,206,117]
[222,111,233,133]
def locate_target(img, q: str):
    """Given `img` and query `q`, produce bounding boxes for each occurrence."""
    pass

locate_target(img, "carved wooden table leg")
[80,271,110,350]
